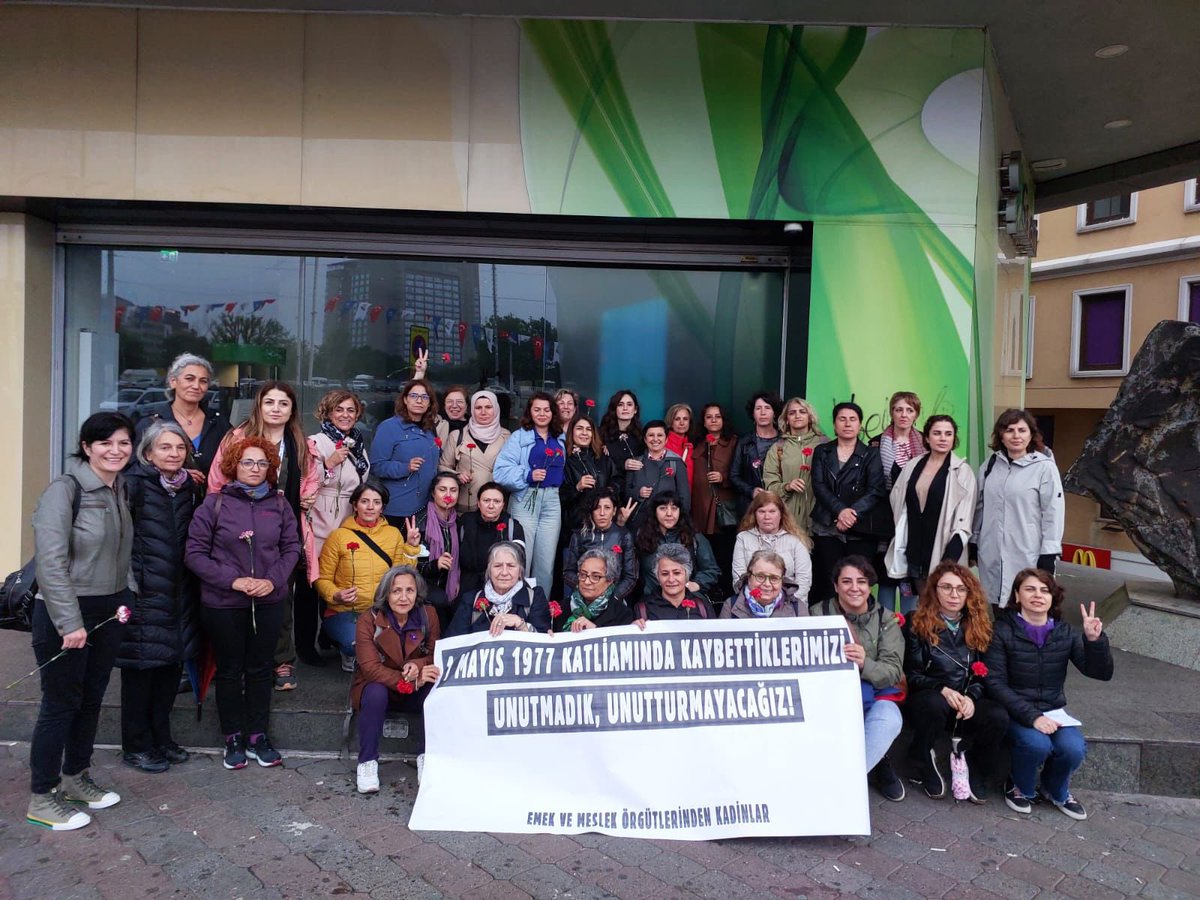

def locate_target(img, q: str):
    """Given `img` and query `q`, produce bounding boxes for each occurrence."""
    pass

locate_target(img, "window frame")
[1075,192,1138,233]
[1070,284,1132,377]
[1179,275,1200,322]
[1025,294,1036,380]
[1186,179,1200,214]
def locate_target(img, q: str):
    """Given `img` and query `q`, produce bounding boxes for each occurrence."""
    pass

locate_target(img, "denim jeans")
[1008,721,1087,803]
[863,698,903,771]
[29,591,130,794]
[321,611,359,656]
[508,488,561,595]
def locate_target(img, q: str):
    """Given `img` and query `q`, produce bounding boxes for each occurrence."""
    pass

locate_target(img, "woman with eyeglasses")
[884,415,977,609]
[562,488,638,602]
[720,550,808,619]
[903,563,1007,803]
[731,491,812,602]
[186,437,301,771]
[370,380,441,521]
[558,549,635,631]
[208,381,319,692]
[633,543,715,623]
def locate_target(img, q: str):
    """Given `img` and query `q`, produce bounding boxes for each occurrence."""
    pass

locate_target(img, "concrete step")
[1,627,1196,798]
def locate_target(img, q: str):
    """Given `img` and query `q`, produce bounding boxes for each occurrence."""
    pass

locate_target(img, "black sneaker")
[246,734,283,767]
[1004,780,1032,814]
[967,771,990,804]
[1050,793,1087,820]
[122,750,170,774]
[907,749,945,799]
[157,742,190,765]
[223,734,247,770]
[870,756,906,802]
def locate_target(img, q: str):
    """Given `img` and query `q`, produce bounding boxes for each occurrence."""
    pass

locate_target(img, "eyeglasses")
[936,583,969,596]
[749,572,782,586]
[238,459,270,470]
[407,393,430,402]
[578,571,608,583]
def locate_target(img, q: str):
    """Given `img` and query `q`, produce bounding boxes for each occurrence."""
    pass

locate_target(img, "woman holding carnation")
[720,550,807,619]
[456,482,525,602]
[762,397,826,540]
[633,543,715,622]
[446,541,551,636]
[563,489,638,602]
[598,389,644,471]
[438,389,510,513]
[903,562,1007,802]
[558,549,635,631]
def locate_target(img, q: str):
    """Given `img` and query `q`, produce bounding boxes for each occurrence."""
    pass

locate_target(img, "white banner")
[409,617,870,840]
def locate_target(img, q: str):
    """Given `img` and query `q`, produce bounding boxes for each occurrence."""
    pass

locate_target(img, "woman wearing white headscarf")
[439,389,511,514]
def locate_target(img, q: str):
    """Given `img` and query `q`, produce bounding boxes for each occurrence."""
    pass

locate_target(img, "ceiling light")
[1104,118,1133,130]
[1031,158,1067,172]
[1094,44,1129,59]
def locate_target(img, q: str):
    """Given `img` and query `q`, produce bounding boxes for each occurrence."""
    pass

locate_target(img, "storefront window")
[61,245,786,458]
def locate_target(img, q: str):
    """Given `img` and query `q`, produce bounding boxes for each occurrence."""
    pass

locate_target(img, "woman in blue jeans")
[492,392,565,594]
[985,568,1113,820]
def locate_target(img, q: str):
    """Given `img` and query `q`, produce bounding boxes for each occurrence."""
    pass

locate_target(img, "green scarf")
[563,585,615,631]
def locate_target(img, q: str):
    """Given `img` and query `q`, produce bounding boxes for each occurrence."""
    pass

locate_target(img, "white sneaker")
[416,753,425,784]
[340,652,356,673]
[356,760,379,794]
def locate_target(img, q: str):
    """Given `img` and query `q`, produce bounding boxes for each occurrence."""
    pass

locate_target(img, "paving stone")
[751,838,826,872]
[162,848,264,898]
[716,849,790,890]
[1054,872,1129,900]
[855,882,926,900]
[837,844,904,879]
[635,849,707,887]
[304,834,375,871]
[251,852,321,886]
[334,855,409,891]
[399,841,493,895]
[1121,835,1187,867]
[510,863,583,899]
[682,868,764,899]
[596,865,691,900]
[940,886,1007,900]
[966,871,1038,900]
[998,855,1065,890]
[1160,865,1200,895]
[511,832,583,864]
[886,863,953,898]
[864,832,930,864]
[472,845,541,880]
[460,881,533,899]
[558,848,625,885]
[1141,824,1200,856]
[1078,857,1164,894]
[594,835,662,866]
[806,859,874,894]
[1140,882,1200,900]
[365,876,446,900]
[422,830,505,859]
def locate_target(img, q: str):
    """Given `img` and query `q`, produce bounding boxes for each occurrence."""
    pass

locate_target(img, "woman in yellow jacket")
[316,482,421,671]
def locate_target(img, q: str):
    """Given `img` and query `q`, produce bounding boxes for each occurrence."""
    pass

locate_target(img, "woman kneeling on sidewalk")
[985,568,1113,820]
[352,565,440,794]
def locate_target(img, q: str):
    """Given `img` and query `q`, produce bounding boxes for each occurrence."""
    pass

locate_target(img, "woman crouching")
[351,565,440,793]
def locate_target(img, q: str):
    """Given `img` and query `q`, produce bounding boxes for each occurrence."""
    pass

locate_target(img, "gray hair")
[746,549,787,577]
[372,565,428,611]
[487,540,527,581]
[165,353,215,398]
[653,542,693,580]
[136,420,194,467]
[579,548,620,583]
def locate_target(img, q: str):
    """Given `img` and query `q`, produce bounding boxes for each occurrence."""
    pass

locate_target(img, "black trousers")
[903,688,1009,772]
[120,663,183,753]
[289,576,321,662]
[811,535,878,604]
[202,601,285,738]
[29,590,129,794]
[707,528,737,610]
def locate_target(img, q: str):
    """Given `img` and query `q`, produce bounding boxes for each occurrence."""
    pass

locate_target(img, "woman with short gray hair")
[135,352,228,478]
[349,565,440,794]
[559,549,634,632]
[117,419,202,774]
[446,541,551,636]
[635,542,714,621]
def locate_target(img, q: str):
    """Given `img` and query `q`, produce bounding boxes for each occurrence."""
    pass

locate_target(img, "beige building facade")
[1028,179,1200,577]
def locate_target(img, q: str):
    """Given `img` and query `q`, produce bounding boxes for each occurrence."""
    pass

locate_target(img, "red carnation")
[441,352,451,363]
[749,588,763,600]
[611,545,622,554]
[893,612,906,627]
[474,597,490,612]
[665,467,675,477]
[585,399,595,408]
[336,440,345,449]
[434,438,443,448]
[971,662,989,677]
[802,447,814,457]
[549,601,563,619]
[496,523,506,532]
[681,599,697,609]
[706,434,718,444]
[395,679,415,695]
[466,443,477,450]
[346,542,360,551]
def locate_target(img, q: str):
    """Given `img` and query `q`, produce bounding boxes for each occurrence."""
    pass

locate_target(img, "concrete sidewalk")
[0,742,1198,899]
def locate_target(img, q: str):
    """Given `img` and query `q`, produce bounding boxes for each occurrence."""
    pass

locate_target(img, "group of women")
[25,353,1108,829]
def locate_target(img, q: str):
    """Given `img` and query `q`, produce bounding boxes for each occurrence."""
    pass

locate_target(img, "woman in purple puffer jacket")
[185,436,300,772]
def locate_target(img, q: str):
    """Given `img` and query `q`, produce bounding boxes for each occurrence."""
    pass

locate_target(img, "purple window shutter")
[1079,292,1125,370]
[1190,282,1200,323]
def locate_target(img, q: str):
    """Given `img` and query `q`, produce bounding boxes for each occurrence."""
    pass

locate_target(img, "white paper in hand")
[1044,708,1082,727]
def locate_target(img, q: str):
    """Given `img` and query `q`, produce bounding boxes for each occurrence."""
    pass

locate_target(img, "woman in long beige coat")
[439,389,510,513]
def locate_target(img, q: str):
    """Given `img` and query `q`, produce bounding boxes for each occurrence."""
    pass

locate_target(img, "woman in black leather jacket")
[117,420,202,773]
[903,562,1007,802]
[809,401,887,603]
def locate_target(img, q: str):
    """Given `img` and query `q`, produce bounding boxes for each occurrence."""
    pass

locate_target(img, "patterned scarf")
[320,419,369,479]
[566,585,614,628]
[482,579,524,616]
[878,425,925,481]
[743,583,784,618]
[424,501,460,600]
[159,467,190,495]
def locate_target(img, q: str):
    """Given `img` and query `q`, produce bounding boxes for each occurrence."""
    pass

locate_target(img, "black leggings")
[202,602,285,737]
[903,688,1009,773]
[120,664,183,753]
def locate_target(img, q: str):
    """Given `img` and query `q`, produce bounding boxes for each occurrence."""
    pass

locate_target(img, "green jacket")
[762,431,826,537]
[812,595,904,690]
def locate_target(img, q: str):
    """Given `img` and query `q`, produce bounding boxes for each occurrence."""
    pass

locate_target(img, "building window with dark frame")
[1182,278,1200,323]
[1083,193,1132,226]
[1071,287,1130,376]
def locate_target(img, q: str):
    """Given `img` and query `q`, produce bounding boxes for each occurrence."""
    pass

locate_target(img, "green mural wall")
[519,21,988,445]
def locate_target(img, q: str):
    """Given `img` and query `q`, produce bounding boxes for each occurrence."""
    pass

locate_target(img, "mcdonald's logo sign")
[1061,543,1112,569]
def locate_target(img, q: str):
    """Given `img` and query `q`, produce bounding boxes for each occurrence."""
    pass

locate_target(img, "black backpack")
[0,475,81,632]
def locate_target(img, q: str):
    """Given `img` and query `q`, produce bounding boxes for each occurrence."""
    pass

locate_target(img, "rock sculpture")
[1063,320,1200,599]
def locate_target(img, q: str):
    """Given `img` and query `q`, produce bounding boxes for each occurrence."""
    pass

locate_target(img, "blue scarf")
[234,480,272,500]
[744,584,784,618]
